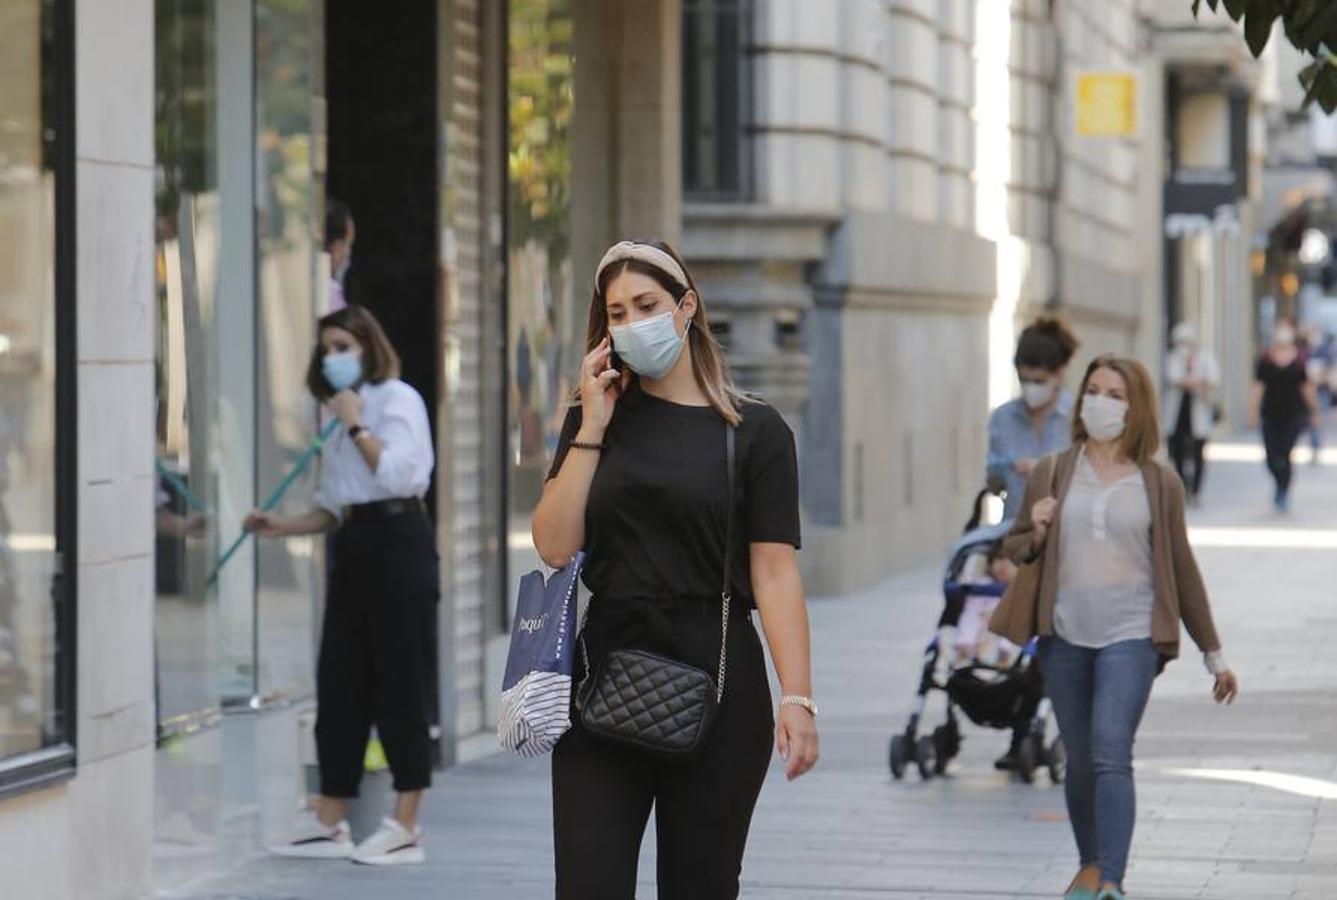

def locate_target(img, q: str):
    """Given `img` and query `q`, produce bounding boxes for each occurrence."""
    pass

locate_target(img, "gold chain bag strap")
[575,423,736,761]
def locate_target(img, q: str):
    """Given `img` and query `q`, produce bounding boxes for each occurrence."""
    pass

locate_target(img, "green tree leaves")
[1193,0,1337,112]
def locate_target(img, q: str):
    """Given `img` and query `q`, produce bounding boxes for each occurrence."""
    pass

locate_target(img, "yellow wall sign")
[1075,71,1137,137]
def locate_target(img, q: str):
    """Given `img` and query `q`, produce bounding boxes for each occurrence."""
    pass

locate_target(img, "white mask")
[609,302,690,380]
[1081,394,1128,442]
[1021,380,1056,410]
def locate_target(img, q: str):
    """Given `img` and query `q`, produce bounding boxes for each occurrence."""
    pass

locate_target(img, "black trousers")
[1168,430,1207,496]
[316,507,439,797]
[552,602,774,899]
[1262,415,1307,498]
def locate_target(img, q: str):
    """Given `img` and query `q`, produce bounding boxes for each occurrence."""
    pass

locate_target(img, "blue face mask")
[322,350,363,392]
[609,302,690,380]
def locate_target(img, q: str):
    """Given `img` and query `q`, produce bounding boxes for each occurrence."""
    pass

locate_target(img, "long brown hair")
[306,304,401,400]
[1071,354,1160,464]
[585,239,748,425]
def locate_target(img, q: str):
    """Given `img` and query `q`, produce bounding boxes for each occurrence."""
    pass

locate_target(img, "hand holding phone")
[579,337,625,437]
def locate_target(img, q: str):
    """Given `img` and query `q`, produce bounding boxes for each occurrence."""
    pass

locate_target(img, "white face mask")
[1021,380,1056,410]
[1081,393,1128,442]
[609,301,690,380]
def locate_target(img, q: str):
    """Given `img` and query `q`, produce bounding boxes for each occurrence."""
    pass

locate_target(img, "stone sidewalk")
[160,441,1337,899]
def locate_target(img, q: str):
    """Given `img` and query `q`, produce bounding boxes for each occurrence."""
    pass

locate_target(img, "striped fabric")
[498,554,583,757]
[498,671,572,757]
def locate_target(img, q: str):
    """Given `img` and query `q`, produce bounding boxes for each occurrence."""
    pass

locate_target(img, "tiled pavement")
[161,441,1337,899]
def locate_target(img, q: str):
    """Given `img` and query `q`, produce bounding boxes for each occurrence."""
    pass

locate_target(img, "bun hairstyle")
[1014,316,1079,373]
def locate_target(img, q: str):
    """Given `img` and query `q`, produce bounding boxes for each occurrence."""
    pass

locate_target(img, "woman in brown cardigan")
[990,355,1239,900]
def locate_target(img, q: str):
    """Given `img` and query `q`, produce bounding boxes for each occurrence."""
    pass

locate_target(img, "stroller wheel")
[1016,734,1039,784]
[889,734,910,780]
[931,724,958,775]
[1046,736,1067,785]
[915,736,937,780]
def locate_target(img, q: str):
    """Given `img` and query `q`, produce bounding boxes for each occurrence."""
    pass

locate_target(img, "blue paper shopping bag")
[498,553,584,756]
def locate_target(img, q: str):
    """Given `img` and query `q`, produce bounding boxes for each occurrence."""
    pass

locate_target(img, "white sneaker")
[269,811,353,859]
[351,817,425,866]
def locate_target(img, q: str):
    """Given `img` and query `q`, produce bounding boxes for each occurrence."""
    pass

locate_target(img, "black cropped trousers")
[316,506,439,797]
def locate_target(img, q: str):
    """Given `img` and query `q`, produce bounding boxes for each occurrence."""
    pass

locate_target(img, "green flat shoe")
[1096,889,1127,900]
[1064,890,1096,900]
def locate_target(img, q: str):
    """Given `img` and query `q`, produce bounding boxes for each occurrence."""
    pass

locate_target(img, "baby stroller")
[888,489,1066,784]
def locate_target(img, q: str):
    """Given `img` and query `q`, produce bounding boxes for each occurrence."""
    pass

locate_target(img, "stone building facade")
[685,0,1169,595]
[0,3,1267,898]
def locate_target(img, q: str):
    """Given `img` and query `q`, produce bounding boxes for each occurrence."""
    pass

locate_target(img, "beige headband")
[595,241,690,290]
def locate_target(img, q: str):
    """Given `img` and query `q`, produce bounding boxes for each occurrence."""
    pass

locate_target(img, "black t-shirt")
[1256,355,1308,421]
[548,387,801,608]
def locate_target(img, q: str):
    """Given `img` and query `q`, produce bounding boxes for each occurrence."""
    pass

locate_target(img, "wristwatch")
[780,695,818,717]
[348,423,369,442]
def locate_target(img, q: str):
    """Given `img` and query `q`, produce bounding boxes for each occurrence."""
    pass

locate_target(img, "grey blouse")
[1054,452,1155,648]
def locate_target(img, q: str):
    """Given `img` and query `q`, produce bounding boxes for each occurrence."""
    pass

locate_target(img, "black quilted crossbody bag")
[575,424,737,762]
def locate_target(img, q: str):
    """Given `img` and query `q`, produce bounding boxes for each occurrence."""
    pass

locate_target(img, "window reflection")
[154,0,222,728]
[0,0,64,760]
[254,0,320,703]
[507,0,577,623]
[153,0,320,720]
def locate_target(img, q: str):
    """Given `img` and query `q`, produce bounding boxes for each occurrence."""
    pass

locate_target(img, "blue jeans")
[1037,636,1159,887]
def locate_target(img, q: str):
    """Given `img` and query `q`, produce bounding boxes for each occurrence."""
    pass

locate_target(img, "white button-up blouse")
[314,378,434,516]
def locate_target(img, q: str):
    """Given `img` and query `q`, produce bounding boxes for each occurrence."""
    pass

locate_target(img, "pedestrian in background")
[985,316,1079,772]
[1304,326,1334,462]
[987,317,1081,522]
[992,354,1238,900]
[248,305,437,866]
[1163,322,1220,506]
[1248,319,1318,512]
[533,239,819,899]
[325,197,355,312]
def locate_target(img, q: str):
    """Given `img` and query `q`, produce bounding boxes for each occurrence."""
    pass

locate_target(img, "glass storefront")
[0,0,74,775]
[505,0,577,622]
[154,0,322,737]
[154,0,224,734]
[253,0,321,705]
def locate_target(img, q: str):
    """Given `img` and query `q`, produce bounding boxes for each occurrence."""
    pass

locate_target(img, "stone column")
[613,0,682,244]
[572,0,681,302]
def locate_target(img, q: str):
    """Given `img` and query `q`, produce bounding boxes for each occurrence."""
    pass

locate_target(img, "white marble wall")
[1005,0,1144,337]
[733,0,1157,593]
[742,1,995,593]
[0,1,157,897]
[753,0,978,222]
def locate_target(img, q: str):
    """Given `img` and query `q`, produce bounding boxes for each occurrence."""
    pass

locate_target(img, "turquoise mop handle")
[208,418,342,585]
[155,458,208,513]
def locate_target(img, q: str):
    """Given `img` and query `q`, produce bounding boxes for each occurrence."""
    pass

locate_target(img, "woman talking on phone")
[532,239,819,898]
[246,305,437,866]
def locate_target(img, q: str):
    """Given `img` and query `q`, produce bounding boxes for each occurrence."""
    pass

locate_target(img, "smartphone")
[607,337,623,374]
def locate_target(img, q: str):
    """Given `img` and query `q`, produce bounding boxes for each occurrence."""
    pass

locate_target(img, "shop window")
[153,0,321,737]
[0,0,76,791]
[683,0,750,200]
[505,0,577,637]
